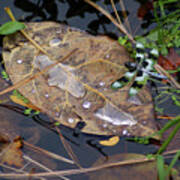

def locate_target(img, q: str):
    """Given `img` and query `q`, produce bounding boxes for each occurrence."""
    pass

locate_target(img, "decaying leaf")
[0,133,10,151]
[2,22,159,138]
[0,136,23,167]
[158,48,180,71]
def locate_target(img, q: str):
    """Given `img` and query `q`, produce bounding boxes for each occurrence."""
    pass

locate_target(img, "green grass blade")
[157,155,166,180]
[166,150,180,177]
[158,115,180,136]
[157,119,180,154]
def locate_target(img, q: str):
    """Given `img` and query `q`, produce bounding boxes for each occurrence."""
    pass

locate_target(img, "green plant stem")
[158,115,180,136]
[157,117,180,154]
[166,150,180,177]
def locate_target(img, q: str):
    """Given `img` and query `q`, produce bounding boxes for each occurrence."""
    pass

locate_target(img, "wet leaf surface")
[3,22,158,137]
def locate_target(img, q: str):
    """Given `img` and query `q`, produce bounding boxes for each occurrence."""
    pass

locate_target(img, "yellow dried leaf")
[99,136,119,146]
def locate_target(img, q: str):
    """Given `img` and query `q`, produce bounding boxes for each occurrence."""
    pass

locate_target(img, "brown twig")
[0,157,155,178]
[24,141,74,164]
[84,0,135,43]
[118,0,132,35]
[55,127,82,168]
[23,155,70,180]
[0,147,180,178]
[84,1,180,90]
[0,48,78,96]
[110,0,122,25]
[154,64,180,89]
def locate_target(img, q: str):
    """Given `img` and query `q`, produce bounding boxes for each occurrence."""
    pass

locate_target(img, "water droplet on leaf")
[49,38,61,47]
[82,101,91,109]
[16,59,23,64]
[68,118,74,123]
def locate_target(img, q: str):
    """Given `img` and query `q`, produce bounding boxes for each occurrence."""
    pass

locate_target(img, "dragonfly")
[111,42,167,96]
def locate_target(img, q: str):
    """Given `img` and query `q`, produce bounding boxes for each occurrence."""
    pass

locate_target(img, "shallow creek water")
[0,1,180,180]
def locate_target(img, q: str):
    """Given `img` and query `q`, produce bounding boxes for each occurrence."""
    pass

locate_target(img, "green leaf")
[12,89,29,103]
[0,21,25,35]
[172,95,180,106]
[146,31,158,42]
[1,70,9,80]
[157,155,166,180]
[146,154,154,160]
[24,108,32,115]
[33,111,40,115]
[157,116,180,154]
[135,36,147,45]
[160,45,168,56]
[54,122,60,126]
[118,36,128,45]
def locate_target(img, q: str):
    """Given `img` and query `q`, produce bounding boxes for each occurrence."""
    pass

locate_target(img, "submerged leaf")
[89,153,157,180]
[158,48,180,71]
[89,153,180,180]
[0,136,23,167]
[2,22,158,137]
[0,21,25,35]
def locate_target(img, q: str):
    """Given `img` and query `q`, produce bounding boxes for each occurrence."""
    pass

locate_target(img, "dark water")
[0,1,179,180]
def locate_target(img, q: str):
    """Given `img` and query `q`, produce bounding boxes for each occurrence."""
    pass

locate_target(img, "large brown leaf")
[2,22,158,137]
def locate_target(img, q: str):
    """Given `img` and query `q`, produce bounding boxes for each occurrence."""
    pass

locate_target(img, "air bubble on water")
[105,54,110,59]
[45,93,49,98]
[68,118,74,124]
[56,29,62,34]
[103,124,108,128]
[55,112,60,117]
[127,133,131,136]
[142,121,147,125]
[31,89,35,94]
[16,59,23,64]
[82,101,91,109]
[122,129,128,135]
[99,81,105,87]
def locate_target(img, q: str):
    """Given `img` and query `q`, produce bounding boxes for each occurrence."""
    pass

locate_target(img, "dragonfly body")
[111,42,164,96]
